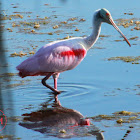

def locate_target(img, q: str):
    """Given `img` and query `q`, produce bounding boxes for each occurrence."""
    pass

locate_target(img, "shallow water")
[1,0,140,139]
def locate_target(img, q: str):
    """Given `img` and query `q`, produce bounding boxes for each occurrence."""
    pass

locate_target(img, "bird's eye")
[106,13,109,16]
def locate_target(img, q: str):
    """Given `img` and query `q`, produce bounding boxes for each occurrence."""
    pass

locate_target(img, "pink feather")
[16,38,87,78]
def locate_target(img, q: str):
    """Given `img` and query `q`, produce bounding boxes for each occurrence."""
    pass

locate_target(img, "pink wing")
[16,40,87,77]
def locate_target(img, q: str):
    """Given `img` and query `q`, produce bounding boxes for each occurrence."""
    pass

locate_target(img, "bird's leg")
[53,73,61,96]
[54,78,57,90]
[54,97,61,107]
[41,73,60,94]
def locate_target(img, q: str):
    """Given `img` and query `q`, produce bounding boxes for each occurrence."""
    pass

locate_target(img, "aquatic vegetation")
[135,85,140,88]
[17,15,77,34]
[129,36,138,40]
[134,26,140,30]
[75,28,79,31]
[29,51,35,55]
[99,34,110,37]
[10,51,36,57]
[93,46,106,49]
[7,28,11,30]
[63,35,74,40]
[8,116,21,122]
[67,17,77,21]
[53,25,59,29]
[135,21,140,24]
[113,111,134,116]
[0,73,16,77]
[107,56,140,64]
[1,11,86,36]
[114,39,122,42]
[124,12,134,15]
[79,18,86,22]
[20,21,36,26]
[59,129,66,133]
[20,20,49,27]
[31,29,35,33]
[115,18,140,30]
[10,51,27,57]
[10,14,23,19]
[12,22,20,27]
[91,114,116,120]
[89,111,140,124]
[8,82,25,88]
[0,13,23,20]
[116,118,124,123]
[0,135,13,139]
[60,21,67,24]
[34,24,40,28]
[47,32,53,35]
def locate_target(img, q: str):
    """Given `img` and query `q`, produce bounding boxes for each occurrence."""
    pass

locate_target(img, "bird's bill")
[109,18,131,47]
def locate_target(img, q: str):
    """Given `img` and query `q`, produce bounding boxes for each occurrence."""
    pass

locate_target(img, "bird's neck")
[84,11,102,50]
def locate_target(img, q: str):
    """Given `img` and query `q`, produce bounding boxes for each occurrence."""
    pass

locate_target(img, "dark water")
[1,0,140,139]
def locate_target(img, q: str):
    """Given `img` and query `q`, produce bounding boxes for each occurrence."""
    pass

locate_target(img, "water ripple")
[8,82,100,106]
[58,82,99,99]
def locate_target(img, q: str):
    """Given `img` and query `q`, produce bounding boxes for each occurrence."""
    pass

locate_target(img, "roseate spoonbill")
[20,99,90,128]
[19,98,105,138]
[17,8,131,95]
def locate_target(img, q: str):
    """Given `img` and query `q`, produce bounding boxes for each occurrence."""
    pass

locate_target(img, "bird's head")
[99,8,131,47]
[99,8,112,24]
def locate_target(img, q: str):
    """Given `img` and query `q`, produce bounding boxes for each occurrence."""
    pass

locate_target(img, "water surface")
[1,0,140,139]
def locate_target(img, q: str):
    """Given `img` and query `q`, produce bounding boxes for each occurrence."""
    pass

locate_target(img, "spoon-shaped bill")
[109,18,131,47]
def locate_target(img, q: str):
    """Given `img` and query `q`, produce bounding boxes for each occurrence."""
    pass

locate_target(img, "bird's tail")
[16,56,39,78]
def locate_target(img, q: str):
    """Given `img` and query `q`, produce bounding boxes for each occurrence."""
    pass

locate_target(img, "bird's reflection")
[19,97,104,139]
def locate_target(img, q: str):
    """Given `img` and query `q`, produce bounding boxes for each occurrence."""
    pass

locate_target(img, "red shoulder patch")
[60,49,86,58]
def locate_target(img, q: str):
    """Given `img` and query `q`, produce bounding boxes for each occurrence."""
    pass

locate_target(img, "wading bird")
[17,8,131,96]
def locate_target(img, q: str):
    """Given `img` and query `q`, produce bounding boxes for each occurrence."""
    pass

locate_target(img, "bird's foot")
[53,89,61,95]
[52,94,61,107]
[54,96,61,106]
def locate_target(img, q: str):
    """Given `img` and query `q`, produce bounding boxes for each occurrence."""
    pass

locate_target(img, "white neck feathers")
[84,10,102,50]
